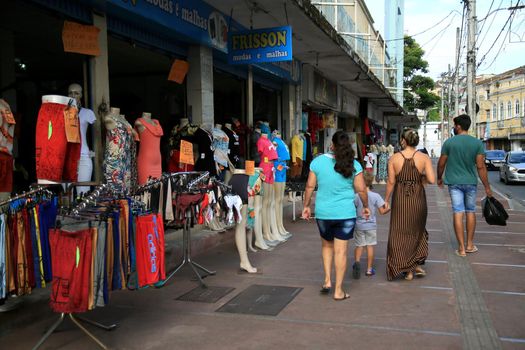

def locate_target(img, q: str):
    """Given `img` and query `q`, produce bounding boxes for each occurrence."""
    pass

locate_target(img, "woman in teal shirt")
[302,131,369,301]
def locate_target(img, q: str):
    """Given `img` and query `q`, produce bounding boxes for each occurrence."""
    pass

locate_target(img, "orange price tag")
[62,21,101,56]
[1,110,16,124]
[64,107,80,143]
[179,140,194,165]
[245,160,255,176]
[168,59,190,84]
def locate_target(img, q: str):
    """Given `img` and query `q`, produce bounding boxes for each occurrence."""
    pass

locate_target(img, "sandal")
[334,291,351,301]
[465,246,478,253]
[404,271,414,281]
[365,268,375,276]
[455,250,467,257]
[415,267,426,277]
[320,286,331,294]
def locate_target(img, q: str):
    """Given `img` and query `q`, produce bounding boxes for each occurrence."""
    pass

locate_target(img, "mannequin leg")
[274,182,290,236]
[269,184,285,241]
[253,195,271,250]
[76,155,93,195]
[224,170,233,185]
[236,206,257,273]
[261,183,282,243]
[247,228,257,252]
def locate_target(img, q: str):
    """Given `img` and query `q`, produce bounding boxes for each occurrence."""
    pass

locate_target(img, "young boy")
[352,172,390,278]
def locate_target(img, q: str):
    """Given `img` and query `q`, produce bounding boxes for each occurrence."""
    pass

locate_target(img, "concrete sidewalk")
[1,184,524,349]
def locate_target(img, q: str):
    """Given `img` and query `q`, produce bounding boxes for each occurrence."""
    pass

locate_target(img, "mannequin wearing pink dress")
[135,113,163,185]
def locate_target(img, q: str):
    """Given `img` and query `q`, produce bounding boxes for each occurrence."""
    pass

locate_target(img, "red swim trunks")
[135,213,165,287]
[35,99,80,182]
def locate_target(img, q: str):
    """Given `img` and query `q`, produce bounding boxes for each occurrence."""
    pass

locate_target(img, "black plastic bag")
[481,196,509,226]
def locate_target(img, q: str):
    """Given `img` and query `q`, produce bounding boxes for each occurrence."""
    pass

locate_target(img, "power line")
[477,0,520,69]
[421,13,458,48]
[477,0,504,48]
[477,0,495,38]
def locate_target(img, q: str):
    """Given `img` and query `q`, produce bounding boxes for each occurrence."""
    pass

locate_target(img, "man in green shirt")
[437,115,493,256]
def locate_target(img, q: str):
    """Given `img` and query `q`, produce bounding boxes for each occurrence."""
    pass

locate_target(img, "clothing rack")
[34,182,118,350]
[155,171,215,288]
[0,186,53,207]
[134,171,210,195]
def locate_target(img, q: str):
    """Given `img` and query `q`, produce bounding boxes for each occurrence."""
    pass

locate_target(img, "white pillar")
[187,45,214,125]
[282,84,296,140]
[89,13,111,183]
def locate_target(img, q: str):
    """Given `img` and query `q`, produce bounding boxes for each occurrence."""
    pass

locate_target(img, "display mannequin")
[194,123,217,176]
[232,117,249,163]
[224,122,241,169]
[229,168,257,272]
[135,112,163,185]
[387,144,395,157]
[0,99,15,200]
[272,131,291,238]
[68,84,95,194]
[103,107,135,194]
[168,117,197,173]
[377,144,389,184]
[247,168,270,250]
[257,133,283,242]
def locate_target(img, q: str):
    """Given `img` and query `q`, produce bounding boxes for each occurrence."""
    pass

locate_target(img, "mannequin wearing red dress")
[135,112,163,185]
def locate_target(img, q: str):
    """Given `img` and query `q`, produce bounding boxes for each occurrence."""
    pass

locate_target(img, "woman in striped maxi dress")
[385,129,436,281]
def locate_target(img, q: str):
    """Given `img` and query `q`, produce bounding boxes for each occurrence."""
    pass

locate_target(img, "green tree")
[404,36,440,112]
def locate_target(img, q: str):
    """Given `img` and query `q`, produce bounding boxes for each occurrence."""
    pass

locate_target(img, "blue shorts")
[316,218,356,241]
[274,160,287,183]
[448,184,477,213]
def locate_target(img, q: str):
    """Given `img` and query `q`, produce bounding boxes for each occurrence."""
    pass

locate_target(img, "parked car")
[499,151,525,184]
[485,150,506,170]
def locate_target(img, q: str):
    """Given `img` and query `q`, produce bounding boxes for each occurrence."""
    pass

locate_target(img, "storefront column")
[0,29,17,111]
[89,13,110,183]
[282,84,295,140]
[246,66,253,127]
[187,45,214,125]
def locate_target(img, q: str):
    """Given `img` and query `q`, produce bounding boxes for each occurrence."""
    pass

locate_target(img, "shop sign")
[62,21,101,56]
[108,0,230,52]
[341,88,358,116]
[313,71,337,108]
[228,26,293,65]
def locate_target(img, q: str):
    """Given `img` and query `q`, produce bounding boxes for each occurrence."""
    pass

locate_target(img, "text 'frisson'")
[231,30,288,50]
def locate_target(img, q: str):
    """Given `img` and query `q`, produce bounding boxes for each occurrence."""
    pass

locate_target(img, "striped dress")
[386,151,429,280]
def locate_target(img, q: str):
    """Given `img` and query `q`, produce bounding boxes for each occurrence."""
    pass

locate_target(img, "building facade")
[477,66,525,151]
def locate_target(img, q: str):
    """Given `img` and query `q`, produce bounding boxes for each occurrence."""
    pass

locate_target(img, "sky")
[365,0,525,80]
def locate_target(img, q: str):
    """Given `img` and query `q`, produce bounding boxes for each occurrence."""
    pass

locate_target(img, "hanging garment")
[49,228,92,313]
[135,213,165,287]
[212,127,230,168]
[168,123,198,173]
[273,137,290,183]
[0,214,6,299]
[77,108,96,194]
[93,221,106,307]
[377,152,389,182]
[194,127,217,175]
[228,173,249,204]
[165,180,174,221]
[136,118,163,185]
[174,193,204,224]
[223,126,241,168]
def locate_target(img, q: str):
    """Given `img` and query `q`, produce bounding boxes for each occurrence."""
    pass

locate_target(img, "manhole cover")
[176,286,235,303]
[216,284,302,316]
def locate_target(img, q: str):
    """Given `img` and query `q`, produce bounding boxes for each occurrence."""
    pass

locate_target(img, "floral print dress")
[104,115,134,194]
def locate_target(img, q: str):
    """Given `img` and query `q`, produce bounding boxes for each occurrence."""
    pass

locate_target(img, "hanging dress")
[136,118,163,185]
[376,151,388,182]
[386,151,428,280]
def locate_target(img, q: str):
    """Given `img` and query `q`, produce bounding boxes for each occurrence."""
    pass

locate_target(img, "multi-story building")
[477,66,525,151]
[384,0,404,106]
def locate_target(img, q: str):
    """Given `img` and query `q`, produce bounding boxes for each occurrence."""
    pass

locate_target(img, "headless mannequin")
[68,83,95,195]
[0,99,14,201]
[135,112,163,185]
[251,168,270,250]
[272,133,290,237]
[387,144,395,157]
[259,134,284,243]
[232,169,257,273]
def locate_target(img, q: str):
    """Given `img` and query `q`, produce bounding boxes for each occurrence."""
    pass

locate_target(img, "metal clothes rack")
[0,186,53,207]
[33,183,117,350]
[153,171,216,288]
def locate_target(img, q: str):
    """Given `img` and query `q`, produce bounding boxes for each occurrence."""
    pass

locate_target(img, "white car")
[499,151,525,184]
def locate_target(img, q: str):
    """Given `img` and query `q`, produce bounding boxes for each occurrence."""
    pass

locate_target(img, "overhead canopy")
[206,0,405,115]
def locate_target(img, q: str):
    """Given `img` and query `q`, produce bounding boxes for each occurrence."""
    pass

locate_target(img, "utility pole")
[455,27,460,119]
[466,0,477,137]
[447,64,453,140]
[440,81,445,146]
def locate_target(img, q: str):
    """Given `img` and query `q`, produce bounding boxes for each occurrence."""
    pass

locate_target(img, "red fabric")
[168,150,194,173]
[308,112,323,144]
[35,102,80,182]
[49,228,92,313]
[198,194,209,225]
[256,136,278,184]
[0,152,13,192]
[135,214,165,287]
[22,210,35,289]
[363,117,371,135]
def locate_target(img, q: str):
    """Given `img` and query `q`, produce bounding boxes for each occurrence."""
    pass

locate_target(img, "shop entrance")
[107,36,187,171]
[1,1,87,190]
[213,69,244,126]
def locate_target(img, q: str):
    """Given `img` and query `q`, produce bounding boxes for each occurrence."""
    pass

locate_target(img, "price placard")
[168,59,190,84]
[179,140,194,165]
[245,160,255,176]
[62,21,101,56]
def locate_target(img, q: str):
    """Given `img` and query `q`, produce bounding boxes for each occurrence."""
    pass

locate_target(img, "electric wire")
[477,0,504,48]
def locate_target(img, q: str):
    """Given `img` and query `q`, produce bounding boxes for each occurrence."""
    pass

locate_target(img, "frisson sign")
[228,26,293,64]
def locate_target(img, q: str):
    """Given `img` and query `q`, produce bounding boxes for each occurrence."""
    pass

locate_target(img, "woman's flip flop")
[334,291,350,301]
[465,246,478,253]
